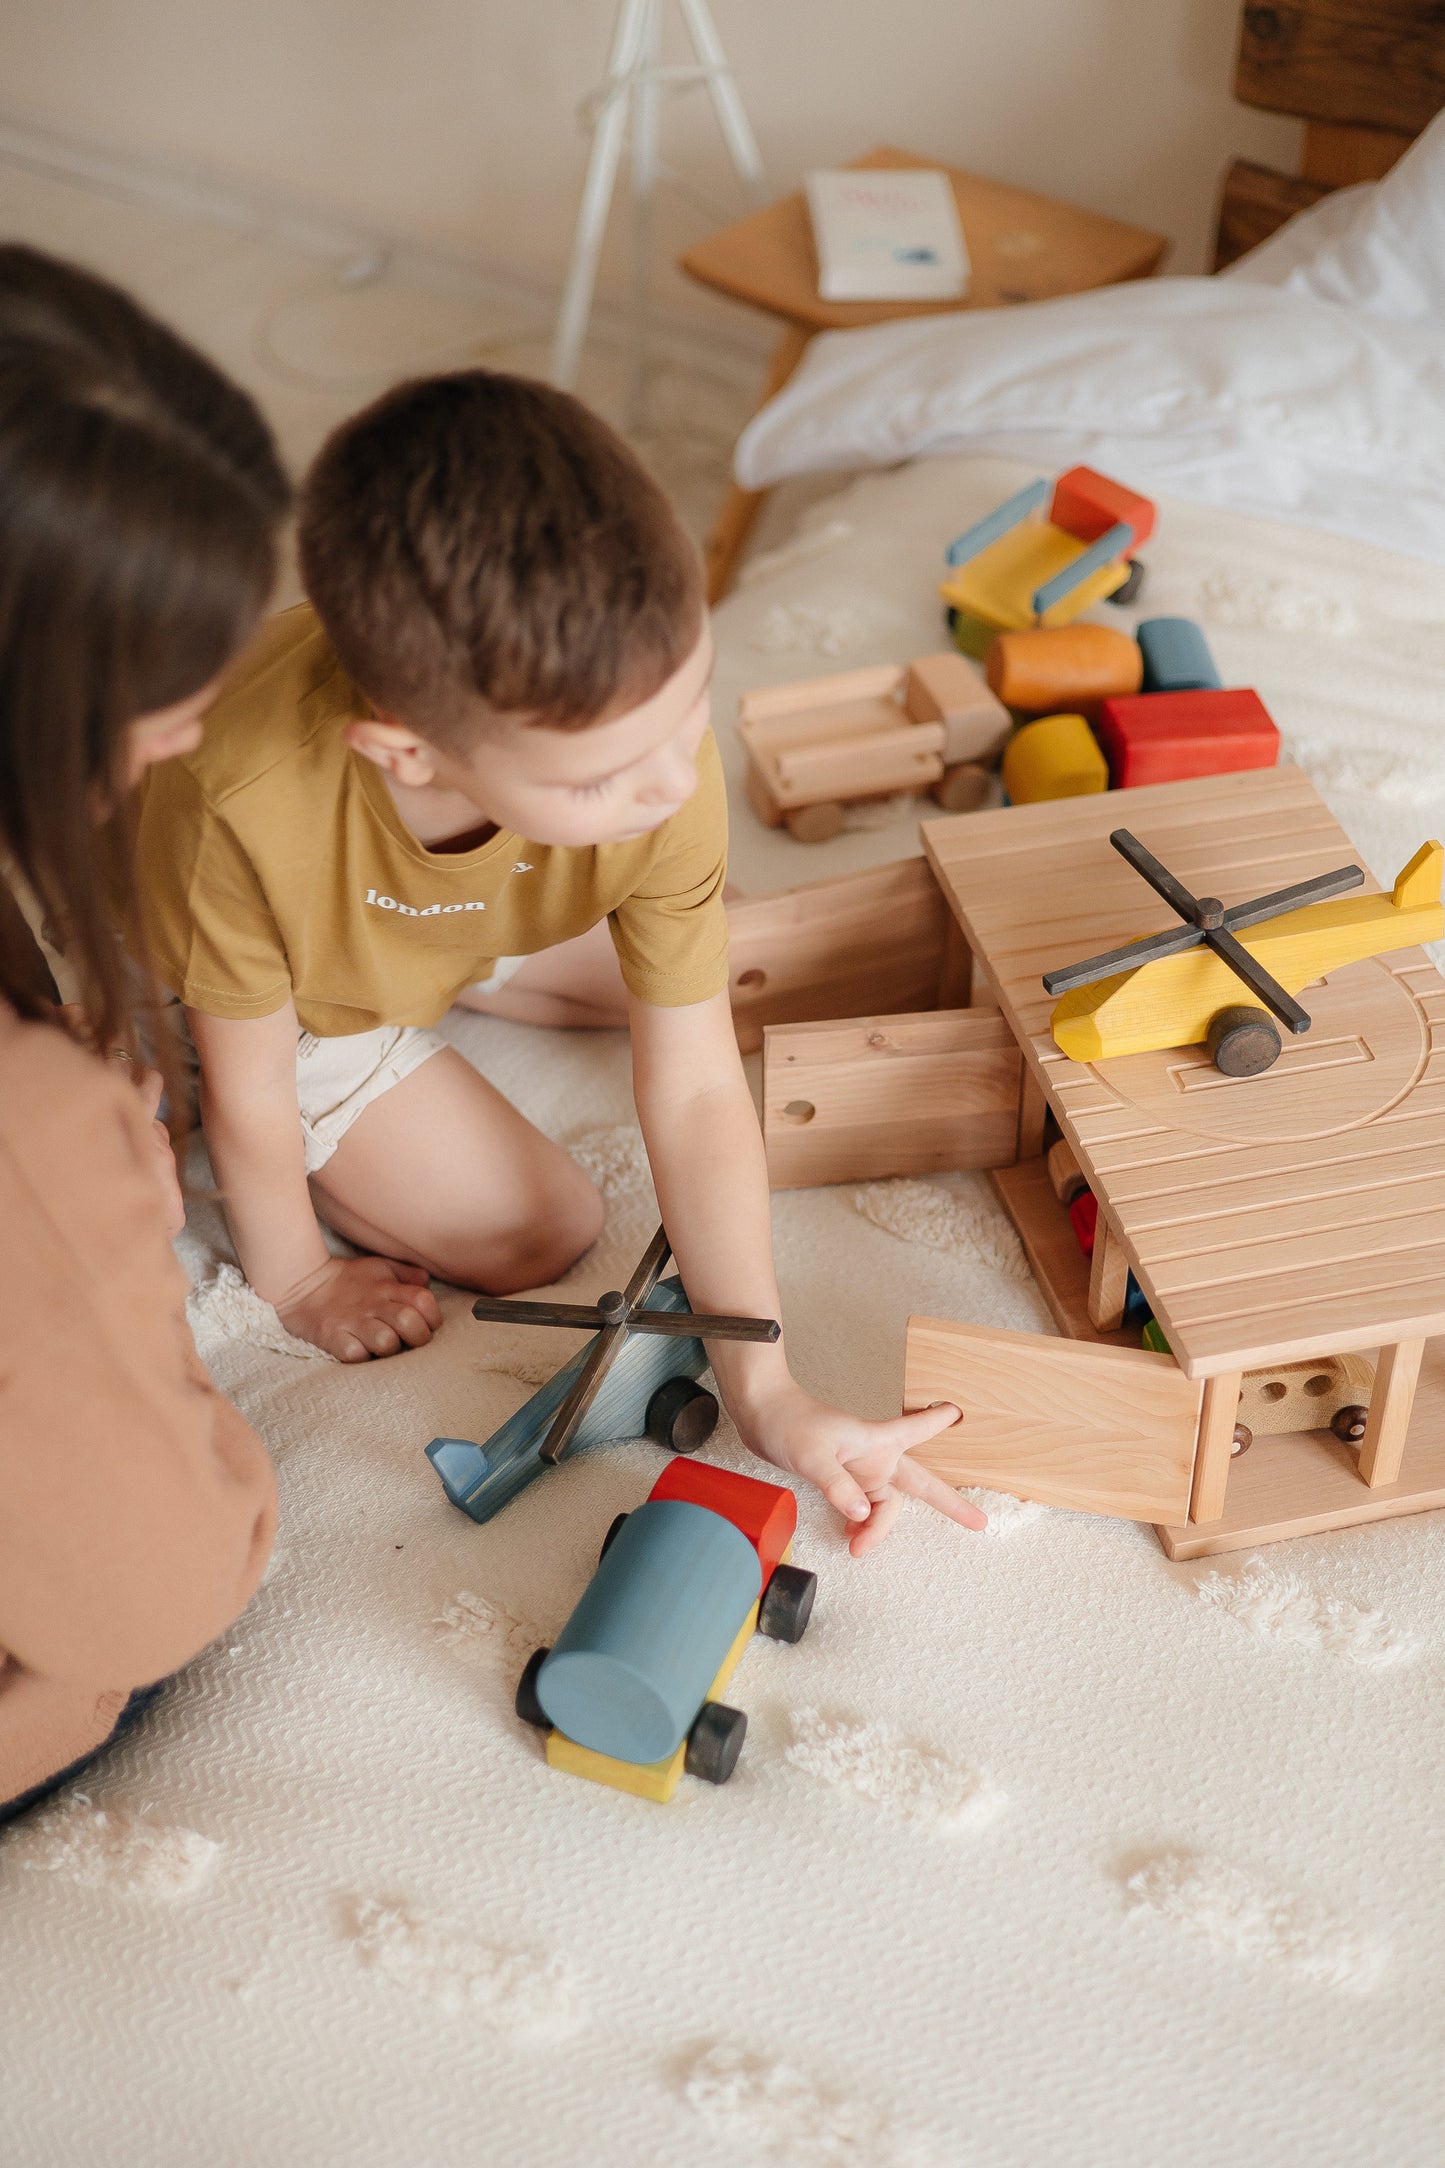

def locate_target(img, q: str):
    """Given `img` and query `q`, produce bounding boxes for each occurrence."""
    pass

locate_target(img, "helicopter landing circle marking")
[1092,960,1428,1144]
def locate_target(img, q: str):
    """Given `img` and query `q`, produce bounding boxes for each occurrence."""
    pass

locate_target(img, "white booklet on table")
[805,167,970,303]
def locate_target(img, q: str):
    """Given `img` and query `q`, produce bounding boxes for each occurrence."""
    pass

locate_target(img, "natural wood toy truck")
[514,1455,816,1803]
[738,652,1009,842]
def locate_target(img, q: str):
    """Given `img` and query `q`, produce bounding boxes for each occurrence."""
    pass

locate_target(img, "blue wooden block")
[537,1498,761,1764]
[1137,617,1221,695]
[425,1278,707,1524]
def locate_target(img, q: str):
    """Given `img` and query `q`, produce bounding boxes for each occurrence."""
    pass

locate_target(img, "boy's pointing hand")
[733,1380,985,1558]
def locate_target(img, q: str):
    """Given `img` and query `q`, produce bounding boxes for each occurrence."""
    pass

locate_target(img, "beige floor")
[0,151,762,552]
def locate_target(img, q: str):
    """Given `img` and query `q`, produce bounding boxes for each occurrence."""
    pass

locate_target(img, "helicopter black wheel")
[757,1562,818,1644]
[514,1647,552,1731]
[684,1701,747,1784]
[1106,559,1146,607]
[1206,1004,1282,1078]
[645,1377,719,1455]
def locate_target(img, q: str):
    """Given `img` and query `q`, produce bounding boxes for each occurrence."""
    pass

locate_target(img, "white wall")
[0,0,1301,329]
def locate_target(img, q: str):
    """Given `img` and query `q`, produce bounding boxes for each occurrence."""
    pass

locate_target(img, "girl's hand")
[274,1254,442,1362]
[732,1375,986,1557]
[134,1067,187,1240]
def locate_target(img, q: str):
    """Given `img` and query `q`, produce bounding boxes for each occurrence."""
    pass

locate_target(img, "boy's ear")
[344,715,442,787]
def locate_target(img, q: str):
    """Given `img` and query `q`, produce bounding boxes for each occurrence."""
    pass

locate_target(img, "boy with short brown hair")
[132,370,978,1553]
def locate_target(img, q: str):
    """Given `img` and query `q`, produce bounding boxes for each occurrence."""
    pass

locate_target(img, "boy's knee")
[476,1167,604,1295]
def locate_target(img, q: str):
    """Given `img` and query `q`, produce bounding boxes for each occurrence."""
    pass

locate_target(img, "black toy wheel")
[1206,1004,1282,1078]
[646,1376,719,1454]
[599,1511,628,1564]
[1106,559,1146,607]
[1333,1404,1369,1444]
[945,606,959,630]
[1232,1423,1252,1457]
[757,1561,818,1644]
[684,1700,747,1784]
[514,1647,552,1731]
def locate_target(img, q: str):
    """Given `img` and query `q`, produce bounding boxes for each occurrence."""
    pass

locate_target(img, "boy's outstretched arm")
[628,988,985,1556]
[186,1003,441,1361]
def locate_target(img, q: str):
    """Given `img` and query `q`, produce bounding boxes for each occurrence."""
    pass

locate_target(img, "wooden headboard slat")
[1236,1,1445,137]
[1213,160,1333,270]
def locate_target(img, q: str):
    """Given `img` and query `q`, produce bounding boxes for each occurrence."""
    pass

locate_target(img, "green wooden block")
[1142,1316,1172,1355]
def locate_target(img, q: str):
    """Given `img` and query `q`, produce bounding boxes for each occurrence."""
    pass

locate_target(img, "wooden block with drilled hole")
[727,856,952,1052]
[904,653,1011,766]
[1238,1352,1375,1439]
[904,1315,1201,1521]
[762,1009,1020,1188]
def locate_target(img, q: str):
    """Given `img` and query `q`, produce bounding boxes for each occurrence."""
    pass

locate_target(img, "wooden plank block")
[727,856,949,1052]
[1190,1371,1242,1523]
[904,1316,1202,1521]
[936,914,974,1008]
[991,1160,1138,1348]
[771,721,946,801]
[740,693,905,756]
[1088,1214,1129,1331]
[762,1009,1020,1188]
[1235,0,1445,136]
[739,665,905,723]
[1358,1337,1424,1487]
[1213,159,1331,271]
[1157,1337,1445,1558]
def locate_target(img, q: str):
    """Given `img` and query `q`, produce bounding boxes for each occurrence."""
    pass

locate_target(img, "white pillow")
[1225,107,1445,323]
[732,277,1445,564]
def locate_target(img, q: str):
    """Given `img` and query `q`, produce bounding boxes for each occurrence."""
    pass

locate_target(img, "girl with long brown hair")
[0,245,289,1821]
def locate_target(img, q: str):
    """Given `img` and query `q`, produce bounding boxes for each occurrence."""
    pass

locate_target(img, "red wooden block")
[1068,1191,1099,1258]
[1049,467,1156,554]
[648,1456,796,1581]
[1094,687,1280,790]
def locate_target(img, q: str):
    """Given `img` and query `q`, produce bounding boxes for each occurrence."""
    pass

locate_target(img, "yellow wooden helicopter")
[1044,829,1444,1074]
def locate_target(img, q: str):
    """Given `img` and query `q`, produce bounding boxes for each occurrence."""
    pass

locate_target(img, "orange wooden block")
[648,1456,796,1580]
[985,624,1142,718]
[1049,467,1155,552]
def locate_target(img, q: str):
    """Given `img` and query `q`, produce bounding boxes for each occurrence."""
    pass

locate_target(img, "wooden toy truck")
[722,769,1445,1561]
[739,653,1009,842]
[514,1455,816,1803]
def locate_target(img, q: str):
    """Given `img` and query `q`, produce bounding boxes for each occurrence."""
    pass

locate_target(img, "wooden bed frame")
[1214,0,1445,268]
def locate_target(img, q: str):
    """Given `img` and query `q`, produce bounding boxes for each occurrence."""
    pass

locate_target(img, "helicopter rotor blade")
[618,1308,780,1343]
[1204,925,1312,1034]
[1108,830,1204,925]
[537,1322,630,1465]
[1221,863,1365,931]
[1042,921,1205,996]
[471,1296,609,1329]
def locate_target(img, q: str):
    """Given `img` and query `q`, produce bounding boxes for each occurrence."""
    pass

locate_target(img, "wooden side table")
[679,145,1168,602]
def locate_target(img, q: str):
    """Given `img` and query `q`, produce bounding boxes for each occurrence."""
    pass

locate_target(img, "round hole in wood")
[736,968,765,990]
[782,1100,816,1125]
[1303,1373,1333,1397]
[1260,1380,1287,1402]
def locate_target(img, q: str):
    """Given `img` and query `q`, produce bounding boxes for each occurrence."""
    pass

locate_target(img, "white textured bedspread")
[6,458,1445,2168]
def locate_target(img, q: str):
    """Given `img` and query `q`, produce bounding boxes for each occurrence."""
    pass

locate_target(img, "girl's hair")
[0,244,290,1056]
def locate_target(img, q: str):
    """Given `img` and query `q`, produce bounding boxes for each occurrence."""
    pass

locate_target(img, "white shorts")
[296,956,527,1175]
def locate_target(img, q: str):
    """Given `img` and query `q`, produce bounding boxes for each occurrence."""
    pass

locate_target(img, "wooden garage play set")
[725,764,1445,1561]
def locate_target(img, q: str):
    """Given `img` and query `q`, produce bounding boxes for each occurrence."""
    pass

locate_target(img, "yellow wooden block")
[939,523,1129,632]
[1002,714,1109,805]
[1052,840,1445,1061]
[543,1599,762,1805]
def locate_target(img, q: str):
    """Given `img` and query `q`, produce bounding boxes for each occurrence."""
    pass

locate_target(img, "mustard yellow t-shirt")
[130,606,730,1035]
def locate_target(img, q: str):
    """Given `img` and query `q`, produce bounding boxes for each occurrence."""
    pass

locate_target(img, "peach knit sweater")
[0,1002,276,1802]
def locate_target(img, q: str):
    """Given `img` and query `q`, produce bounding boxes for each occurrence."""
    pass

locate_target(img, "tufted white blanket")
[6,455,1445,2168]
